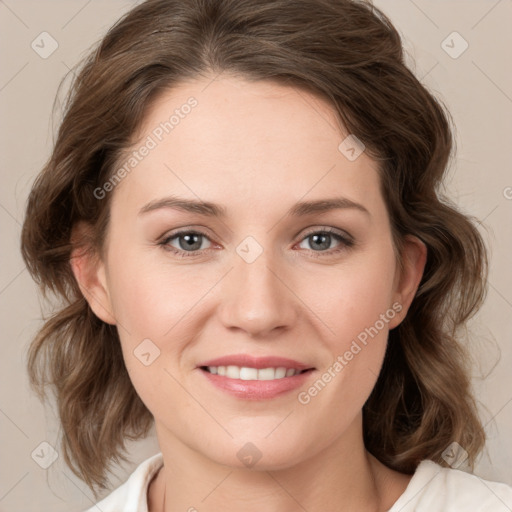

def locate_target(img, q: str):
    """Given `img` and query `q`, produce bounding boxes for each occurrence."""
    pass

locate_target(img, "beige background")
[1,1,511,510]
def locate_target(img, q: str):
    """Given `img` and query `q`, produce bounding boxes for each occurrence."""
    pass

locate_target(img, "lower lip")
[199,368,315,400]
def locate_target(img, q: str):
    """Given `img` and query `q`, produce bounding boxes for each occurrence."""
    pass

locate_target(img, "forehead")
[111,75,383,219]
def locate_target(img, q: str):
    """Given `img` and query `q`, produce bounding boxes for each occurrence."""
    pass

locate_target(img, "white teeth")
[226,365,239,379]
[239,367,258,380]
[258,367,276,380]
[206,365,304,380]
[275,367,287,379]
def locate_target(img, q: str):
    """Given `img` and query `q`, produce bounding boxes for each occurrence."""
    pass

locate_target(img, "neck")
[148,416,410,512]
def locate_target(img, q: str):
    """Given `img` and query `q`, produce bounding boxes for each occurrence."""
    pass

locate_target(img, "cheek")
[308,244,397,345]
[303,244,397,395]
[104,245,214,391]
[106,232,397,349]
[105,251,193,414]
[105,243,202,338]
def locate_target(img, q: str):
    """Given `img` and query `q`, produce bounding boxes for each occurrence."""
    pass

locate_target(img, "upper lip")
[197,354,314,371]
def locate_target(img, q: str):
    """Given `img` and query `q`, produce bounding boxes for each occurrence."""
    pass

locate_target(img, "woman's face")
[81,75,424,469]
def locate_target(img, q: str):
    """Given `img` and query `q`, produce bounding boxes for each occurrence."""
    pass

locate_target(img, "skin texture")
[72,75,426,512]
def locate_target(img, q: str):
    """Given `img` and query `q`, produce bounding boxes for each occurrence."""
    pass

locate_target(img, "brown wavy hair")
[21,0,488,496]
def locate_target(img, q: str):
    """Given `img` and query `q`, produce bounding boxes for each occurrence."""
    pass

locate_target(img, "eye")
[297,228,354,256]
[159,227,355,259]
[160,230,212,257]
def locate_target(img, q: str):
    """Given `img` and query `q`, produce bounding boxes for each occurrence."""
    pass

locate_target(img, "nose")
[217,247,298,338]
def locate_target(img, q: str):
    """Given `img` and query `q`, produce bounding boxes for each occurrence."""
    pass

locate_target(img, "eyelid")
[158,225,216,244]
[299,225,354,242]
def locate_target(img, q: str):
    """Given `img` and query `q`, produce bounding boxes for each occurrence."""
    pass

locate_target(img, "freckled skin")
[74,75,426,512]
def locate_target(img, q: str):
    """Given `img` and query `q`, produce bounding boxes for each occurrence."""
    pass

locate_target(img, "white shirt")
[84,452,512,511]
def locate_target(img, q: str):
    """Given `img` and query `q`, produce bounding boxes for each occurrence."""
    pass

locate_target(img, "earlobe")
[388,235,427,330]
[70,224,117,326]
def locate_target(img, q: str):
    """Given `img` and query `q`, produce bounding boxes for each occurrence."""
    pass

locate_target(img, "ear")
[388,235,427,329]
[69,222,116,325]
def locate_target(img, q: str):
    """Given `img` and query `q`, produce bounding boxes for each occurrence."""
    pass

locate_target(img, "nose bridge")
[218,238,296,336]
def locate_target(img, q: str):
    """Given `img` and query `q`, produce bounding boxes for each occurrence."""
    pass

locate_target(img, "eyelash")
[158,227,355,259]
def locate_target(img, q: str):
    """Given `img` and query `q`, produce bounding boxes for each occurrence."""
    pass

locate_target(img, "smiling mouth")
[200,365,313,381]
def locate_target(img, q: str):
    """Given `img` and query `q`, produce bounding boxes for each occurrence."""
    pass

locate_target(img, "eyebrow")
[139,195,370,218]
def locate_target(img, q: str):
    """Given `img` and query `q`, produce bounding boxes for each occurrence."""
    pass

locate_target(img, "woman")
[21,0,512,510]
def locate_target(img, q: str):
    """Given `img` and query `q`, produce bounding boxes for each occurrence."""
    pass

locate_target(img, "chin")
[204,435,311,472]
